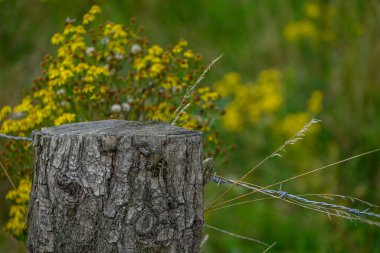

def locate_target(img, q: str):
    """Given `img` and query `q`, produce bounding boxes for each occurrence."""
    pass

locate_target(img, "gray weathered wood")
[27,120,203,253]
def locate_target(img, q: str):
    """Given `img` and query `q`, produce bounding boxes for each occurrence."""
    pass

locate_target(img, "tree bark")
[27,120,203,253]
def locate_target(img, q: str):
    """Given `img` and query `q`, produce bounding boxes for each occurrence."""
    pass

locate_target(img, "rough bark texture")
[27,120,203,253]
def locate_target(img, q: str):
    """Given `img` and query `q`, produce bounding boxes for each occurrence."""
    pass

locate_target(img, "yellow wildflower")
[74,63,89,73]
[184,49,194,59]
[104,23,128,39]
[178,39,188,47]
[307,90,323,113]
[304,2,320,19]
[0,106,12,121]
[258,69,281,83]
[14,97,33,113]
[134,58,147,71]
[214,72,241,96]
[148,45,163,56]
[90,93,101,100]
[150,102,172,121]
[179,59,188,69]
[75,25,86,34]
[198,87,220,101]
[149,63,164,77]
[4,177,31,238]
[51,33,64,45]
[172,45,182,54]
[83,6,101,25]
[58,69,74,85]
[100,85,108,94]
[63,23,77,35]
[87,65,109,78]
[83,75,95,83]
[277,113,312,137]
[54,113,76,126]
[89,5,102,15]
[82,84,95,93]
[223,104,243,131]
[6,178,31,204]
[283,20,318,42]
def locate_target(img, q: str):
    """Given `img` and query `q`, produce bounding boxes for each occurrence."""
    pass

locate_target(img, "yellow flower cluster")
[215,70,283,131]
[54,113,76,126]
[0,5,223,241]
[4,177,31,239]
[83,5,102,25]
[276,90,323,137]
[283,1,335,43]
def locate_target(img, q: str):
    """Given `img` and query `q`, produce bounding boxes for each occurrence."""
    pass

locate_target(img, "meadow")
[1,0,380,252]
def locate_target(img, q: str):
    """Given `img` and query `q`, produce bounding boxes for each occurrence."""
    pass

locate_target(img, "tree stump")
[27,120,204,253]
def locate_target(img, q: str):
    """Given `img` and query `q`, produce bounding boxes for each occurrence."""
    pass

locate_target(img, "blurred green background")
[1,0,380,252]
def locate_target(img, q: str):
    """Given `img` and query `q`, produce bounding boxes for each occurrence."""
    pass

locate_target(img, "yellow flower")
[82,84,95,93]
[178,39,188,47]
[63,23,77,35]
[149,63,164,77]
[4,177,31,237]
[184,49,194,59]
[162,51,172,64]
[215,69,283,130]
[82,6,101,25]
[90,93,101,100]
[150,102,172,121]
[179,59,188,69]
[58,69,74,85]
[89,5,102,15]
[134,58,147,71]
[51,33,64,45]
[14,97,33,113]
[172,45,182,54]
[83,13,95,25]
[87,65,110,78]
[0,106,12,121]
[74,63,89,73]
[198,87,220,101]
[161,74,178,89]
[100,85,108,94]
[277,113,313,137]
[307,90,323,113]
[283,20,318,42]
[6,178,31,204]
[223,104,243,131]
[148,45,163,56]
[214,72,241,96]
[304,2,320,19]
[54,113,76,126]
[258,69,281,83]
[75,25,86,34]
[104,23,128,39]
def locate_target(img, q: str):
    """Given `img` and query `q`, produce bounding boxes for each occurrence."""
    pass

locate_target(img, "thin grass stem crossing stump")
[27,120,204,253]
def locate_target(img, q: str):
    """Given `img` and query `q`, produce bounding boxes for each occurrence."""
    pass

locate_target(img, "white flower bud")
[131,44,142,54]
[101,37,110,45]
[114,53,123,60]
[10,112,26,120]
[111,104,122,113]
[56,88,66,95]
[59,101,70,107]
[65,17,76,23]
[86,47,96,56]
[122,103,131,112]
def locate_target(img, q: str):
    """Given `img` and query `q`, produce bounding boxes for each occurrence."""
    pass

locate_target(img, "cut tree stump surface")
[28,120,203,253]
